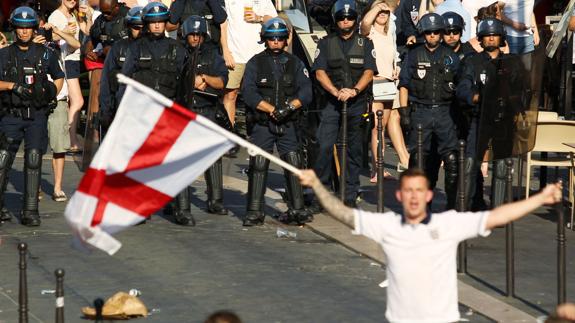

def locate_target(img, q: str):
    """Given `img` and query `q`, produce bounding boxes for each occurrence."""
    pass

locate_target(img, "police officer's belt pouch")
[372,79,397,101]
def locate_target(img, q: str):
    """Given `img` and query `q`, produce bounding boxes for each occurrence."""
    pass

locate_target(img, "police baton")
[339,100,348,202]
[376,110,384,212]
[18,242,28,323]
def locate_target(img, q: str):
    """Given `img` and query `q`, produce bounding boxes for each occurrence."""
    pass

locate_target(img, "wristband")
[353,87,360,95]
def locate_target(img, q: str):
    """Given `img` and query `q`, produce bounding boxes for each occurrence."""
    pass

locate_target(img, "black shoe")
[307,201,323,214]
[243,211,264,226]
[174,210,195,226]
[21,210,41,227]
[207,200,228,215]
[0,207,13,222]
[225,145,239,158]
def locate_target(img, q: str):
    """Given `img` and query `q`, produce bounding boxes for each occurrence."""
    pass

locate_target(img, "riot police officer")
[99,6,144,131]
[312,0,376,208]
[86,0,131,62]
[175,15,229,222]
[456,18,524,209]
[442,12,475,61]
[0,7,64,226]
[398,13,460,210]
[167,0,227,45]
[241,17,313,226]
[120,2,189,224]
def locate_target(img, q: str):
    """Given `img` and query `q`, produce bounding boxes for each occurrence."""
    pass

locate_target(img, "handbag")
[373,79,398,101]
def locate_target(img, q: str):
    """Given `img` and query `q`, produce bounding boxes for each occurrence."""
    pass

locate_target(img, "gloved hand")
[12,84,32,100]
[272,103,296,123]
[398,105,411,130]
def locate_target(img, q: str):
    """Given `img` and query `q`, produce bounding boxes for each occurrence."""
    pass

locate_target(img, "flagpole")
[117,74,302,176]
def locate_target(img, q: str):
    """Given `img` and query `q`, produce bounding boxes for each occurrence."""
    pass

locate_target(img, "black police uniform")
[90,4,131,51]
[0,43,64,225]
[312,32,377,205]
[241,49,313,225]
[426,41,476,201]
[395,0,423,46]
[99,37,134,129]
[398,43,460,209]
[169,0,227,43]
[176,42,229,216]
[119,36,188,100]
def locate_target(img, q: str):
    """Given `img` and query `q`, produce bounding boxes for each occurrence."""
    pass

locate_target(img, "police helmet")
[126,6,144,26]
[182,15,208,37]
[10,6,39,28]
[142,2,169,23]
[477,18,506,42]
[442,12,464,32]
[260,17,289,41]
[332,0,358,22]
[417,13,445,34]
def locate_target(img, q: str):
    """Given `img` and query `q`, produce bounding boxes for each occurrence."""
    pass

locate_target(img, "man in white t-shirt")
[220,0,277,152]
[298,168,562,323]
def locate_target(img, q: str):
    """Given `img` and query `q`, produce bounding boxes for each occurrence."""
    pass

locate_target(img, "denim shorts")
[506,35,535,55]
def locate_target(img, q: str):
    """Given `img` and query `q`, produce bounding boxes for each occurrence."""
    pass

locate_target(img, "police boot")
[244,155,269,226]
[443,152,458,210]
[491,159,509,208]
[205,158,228,215]
[174,188,195,226]
[0,149,14,222]
[280,152,313,225]
[21,149,41,227]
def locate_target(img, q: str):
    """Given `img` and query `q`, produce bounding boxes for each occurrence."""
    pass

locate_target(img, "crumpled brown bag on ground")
[82,292,148,320]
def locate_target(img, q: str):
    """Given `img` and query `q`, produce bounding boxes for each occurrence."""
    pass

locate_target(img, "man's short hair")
[398,168,430,189]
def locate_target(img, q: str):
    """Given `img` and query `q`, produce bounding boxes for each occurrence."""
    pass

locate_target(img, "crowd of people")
[0,0,546,226]
[1,0,574,321]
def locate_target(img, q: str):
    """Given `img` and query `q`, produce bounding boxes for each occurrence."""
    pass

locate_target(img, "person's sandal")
[52,191,67,202]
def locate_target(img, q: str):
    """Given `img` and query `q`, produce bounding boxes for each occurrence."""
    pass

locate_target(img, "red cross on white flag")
[64,76,235,255]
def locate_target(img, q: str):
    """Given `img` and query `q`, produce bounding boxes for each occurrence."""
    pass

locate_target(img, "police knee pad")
[281,151,302,168]
[0,150,13,169]
[25,149,42,170]
[250,155,270,173]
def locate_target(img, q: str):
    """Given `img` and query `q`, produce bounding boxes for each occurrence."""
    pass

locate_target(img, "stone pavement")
[0,145,572,322]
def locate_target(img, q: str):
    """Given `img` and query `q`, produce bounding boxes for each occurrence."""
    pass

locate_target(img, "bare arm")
[315,69,339,97]
[486,183,562,230]
[298,169,355,229]
[53,78,65,96]
[399,86,408,107]
[570,16,575,32]
[220,20,235,69]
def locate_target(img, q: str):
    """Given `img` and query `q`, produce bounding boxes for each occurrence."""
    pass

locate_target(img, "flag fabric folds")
[65,79,234,255]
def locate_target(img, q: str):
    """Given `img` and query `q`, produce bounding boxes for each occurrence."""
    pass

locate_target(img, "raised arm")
[486,183,562,230]
[298,170,355,228]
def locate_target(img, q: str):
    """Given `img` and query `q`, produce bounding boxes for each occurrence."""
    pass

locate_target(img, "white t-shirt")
[501,0,535,38]
[48,9,81,61]
[353,209,491,323]
[223,0,277,63]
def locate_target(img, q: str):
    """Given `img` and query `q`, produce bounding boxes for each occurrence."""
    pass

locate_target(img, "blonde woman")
[361,0,409,182]
[49,0,85,153]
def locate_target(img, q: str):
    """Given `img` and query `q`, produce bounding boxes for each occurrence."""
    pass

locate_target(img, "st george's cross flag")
[64,76,234,255]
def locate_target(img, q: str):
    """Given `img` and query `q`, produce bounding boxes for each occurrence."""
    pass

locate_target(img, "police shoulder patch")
[314,48,320,59]
[357,37,364,47]
[303,68,309,78]
[371,49,376,58]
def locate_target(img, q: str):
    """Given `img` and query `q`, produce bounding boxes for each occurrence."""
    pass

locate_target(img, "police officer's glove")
[272,103,296,123]
[398,105,411,130]
[12,84,32,100]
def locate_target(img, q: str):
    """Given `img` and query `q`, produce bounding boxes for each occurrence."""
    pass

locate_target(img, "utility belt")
[411,102,450,110]
[6,106,47,120]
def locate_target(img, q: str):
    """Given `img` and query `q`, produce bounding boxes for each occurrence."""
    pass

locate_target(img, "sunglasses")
[378,10,390,15]
[424,30,441,36]
[131,25,143,30]
[266,36,287,41]
[336,16,355,22]
[445,29,461,36]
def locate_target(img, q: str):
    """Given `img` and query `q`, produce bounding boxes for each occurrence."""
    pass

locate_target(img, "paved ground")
[0,142,572,322]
